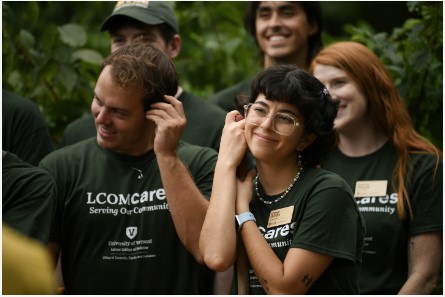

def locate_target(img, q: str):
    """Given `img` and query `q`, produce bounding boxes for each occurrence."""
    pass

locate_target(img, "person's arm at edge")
[398,232,442,294]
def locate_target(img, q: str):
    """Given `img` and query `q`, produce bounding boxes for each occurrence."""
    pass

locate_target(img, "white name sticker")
[267,206,294,228]
[354,180,388,198]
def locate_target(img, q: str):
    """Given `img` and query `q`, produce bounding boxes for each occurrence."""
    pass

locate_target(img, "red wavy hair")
[309,41,442,220]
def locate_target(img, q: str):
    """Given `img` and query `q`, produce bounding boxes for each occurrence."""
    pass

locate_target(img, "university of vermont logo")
[126,226,137,239]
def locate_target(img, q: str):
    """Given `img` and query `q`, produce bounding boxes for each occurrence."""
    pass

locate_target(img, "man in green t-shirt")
[60,1,226,152]
[40,40,218,294]
[58,2,228,293]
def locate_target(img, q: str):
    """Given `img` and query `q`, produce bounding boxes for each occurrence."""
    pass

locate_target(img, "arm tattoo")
[301,274,314,287]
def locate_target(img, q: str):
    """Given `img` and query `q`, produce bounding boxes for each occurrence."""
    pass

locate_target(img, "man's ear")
[167,34,181,59]
[308,20,318,37]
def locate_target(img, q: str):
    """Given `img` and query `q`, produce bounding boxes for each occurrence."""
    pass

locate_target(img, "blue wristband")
[235,212,256,231]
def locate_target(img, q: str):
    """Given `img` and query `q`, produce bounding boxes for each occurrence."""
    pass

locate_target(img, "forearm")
[398,272,438,294]
[157,153,209,261]
[240,221,288,294]
[200,161,238,271]
[399,232,443,294]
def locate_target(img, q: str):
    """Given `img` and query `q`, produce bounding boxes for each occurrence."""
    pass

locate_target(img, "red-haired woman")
[310,41,442,294]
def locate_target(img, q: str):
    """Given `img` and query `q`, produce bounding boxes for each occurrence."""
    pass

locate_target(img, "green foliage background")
[2,1,443,150]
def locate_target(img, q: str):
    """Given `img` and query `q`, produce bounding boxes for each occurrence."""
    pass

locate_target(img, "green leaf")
[19,29,35,47]
[58,63,77,92]
[57,23,86,47]
[410,49,432,69]
[72,49,104,65]
[7,71,23,89]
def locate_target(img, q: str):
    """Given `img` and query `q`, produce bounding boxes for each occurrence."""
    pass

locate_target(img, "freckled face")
[313,64,368,133]
[91,65,152,155]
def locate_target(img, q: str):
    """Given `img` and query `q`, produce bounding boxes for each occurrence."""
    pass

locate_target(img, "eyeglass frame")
[243,103,302,136]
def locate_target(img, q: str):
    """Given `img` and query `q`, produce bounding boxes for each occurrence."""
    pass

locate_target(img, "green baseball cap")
[100,1,178,33]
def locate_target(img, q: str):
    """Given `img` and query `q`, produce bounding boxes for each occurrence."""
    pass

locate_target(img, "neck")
[263,51,308,70]
[337,125,389,157]
[256,159,301,196]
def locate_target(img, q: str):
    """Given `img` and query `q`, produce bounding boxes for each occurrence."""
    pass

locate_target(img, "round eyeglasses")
[243,103,301,136]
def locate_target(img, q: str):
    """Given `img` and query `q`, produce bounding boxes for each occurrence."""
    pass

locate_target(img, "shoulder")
[60,114,96,147]
[304,167,351,190]
[177,141,218,167]
[40,138,96,167]
[3,153,56,198]
[3,152,53,180]
[300,167,355,204]
[64,114,95,131]
[64,114,96,137]
[209,79,252,111]
[410,151,442,169]
[211,80,252,100]
[3,89,38,111]
[408,151,442,191]
[180,91,227,117]
[2,89,46,122]
[178,141,218,158]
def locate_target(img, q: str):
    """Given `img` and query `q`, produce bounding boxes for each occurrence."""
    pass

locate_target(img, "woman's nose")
[260,114,275,130]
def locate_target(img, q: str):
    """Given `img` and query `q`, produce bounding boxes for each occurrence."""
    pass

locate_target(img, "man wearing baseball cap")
[57,1,229,294]
[61,1,226,154]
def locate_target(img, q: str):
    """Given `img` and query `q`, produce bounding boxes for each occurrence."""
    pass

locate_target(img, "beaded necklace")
[255,165,303,205]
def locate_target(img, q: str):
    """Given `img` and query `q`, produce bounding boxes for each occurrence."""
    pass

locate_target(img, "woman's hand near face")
[218,110,248,169]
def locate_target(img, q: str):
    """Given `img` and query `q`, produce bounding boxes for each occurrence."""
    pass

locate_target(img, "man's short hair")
[102,40,178,108]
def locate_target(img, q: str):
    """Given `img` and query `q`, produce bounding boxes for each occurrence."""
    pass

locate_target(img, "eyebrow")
[255,100,300,117]
[93,93,130,114]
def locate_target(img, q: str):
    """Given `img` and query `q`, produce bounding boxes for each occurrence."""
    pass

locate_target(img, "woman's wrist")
[236,203,250,215]
[215,158,238,173]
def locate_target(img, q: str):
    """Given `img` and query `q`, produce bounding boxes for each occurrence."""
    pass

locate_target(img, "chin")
[97,137,114,150]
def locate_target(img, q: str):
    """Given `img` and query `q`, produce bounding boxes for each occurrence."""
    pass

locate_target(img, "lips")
[269,35,285,42]
[336,104,346,118]
[267,34,288,46]
[254,131,278,143]
[98,125,116,138]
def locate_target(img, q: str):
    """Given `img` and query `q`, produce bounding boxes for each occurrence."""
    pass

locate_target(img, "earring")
[298,151,302,168]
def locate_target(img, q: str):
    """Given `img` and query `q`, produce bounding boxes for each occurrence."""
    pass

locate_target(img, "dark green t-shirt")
[2,89,54,166]
[3,152,56,244]
[234,167,365,294]
[60,91,226,151]
[39,139,218,294]
[322,141,443,294]
[209,79,252,112]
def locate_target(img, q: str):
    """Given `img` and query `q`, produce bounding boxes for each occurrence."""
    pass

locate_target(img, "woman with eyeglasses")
[200,64,365,294]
